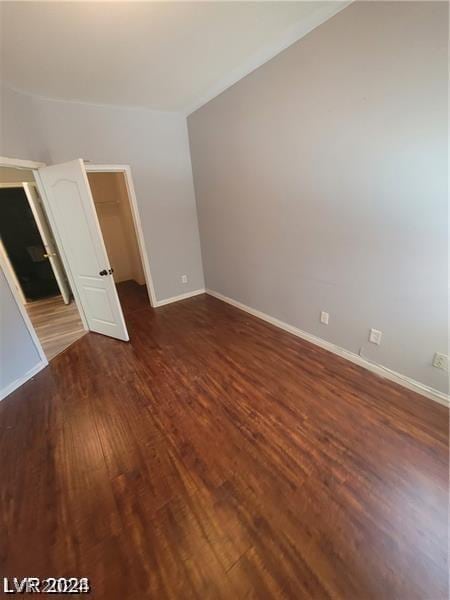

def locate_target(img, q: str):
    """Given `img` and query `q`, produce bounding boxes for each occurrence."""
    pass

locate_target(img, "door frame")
[0,157,46,170]
[0,157,157,369]
[0,158,48,368]
[84,164,157,307]
[0,162,89,333]
[0,157,92,371]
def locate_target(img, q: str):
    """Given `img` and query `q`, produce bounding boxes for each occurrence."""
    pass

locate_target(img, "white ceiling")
[1,1,348,113]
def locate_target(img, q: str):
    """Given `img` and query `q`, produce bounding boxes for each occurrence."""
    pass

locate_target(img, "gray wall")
[188,1,448,393]
[1,85,205,302]
[0,269,41,395]
[0,84,204,399]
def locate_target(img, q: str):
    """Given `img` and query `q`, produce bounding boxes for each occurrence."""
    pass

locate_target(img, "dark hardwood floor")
[1,281,448,599]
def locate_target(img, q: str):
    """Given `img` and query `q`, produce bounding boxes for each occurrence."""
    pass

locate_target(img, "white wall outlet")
[320,311,329,325]
[432,352,448,371]
[369,328,382,345]
[181,275,188,284]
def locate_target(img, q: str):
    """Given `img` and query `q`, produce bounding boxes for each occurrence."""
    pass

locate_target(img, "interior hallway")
[25,295,86,360]
[1,281,447,599]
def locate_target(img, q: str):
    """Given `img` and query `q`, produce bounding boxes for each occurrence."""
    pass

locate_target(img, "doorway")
[87,171,146,300]
[0,185,60,301]
[1,157,158,372]
[86,169,152,321]
[84,164,157,310]
[0,167,86,360]
[35,160,157,343]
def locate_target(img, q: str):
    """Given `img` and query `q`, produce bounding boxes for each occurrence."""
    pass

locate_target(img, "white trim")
[0,182,30,188]
[206,289,449,408]
[84,164,158,308]
[186,1,352,116]
[0,236,48,366]
[0,360,47,402]
[0,156,45,170]
[155,288,205,307]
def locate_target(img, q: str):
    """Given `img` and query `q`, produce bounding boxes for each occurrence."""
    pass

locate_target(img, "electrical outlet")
[320,311,329,325]
[432,352,448,371]
[369,328,382,345]
[181,275,188,284]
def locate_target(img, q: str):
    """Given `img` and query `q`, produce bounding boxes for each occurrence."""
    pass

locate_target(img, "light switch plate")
[369,328,382,345]
[432,352,448,371]
[320,311,329,325]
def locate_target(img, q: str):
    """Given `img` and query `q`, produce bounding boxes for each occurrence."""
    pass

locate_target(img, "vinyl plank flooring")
[25,294,86,360]
[0,281,447,599]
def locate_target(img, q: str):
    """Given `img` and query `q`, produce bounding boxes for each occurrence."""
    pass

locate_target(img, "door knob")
[99,269,108,276]
[43,253,56,258]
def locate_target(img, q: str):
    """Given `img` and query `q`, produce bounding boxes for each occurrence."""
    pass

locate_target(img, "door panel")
[23,182,71,304]
[36,160,129,341]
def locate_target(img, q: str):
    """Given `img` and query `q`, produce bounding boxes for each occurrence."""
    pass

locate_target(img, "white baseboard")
[206,289,449,408]
[0,360,48,402]
[155,288,205,307]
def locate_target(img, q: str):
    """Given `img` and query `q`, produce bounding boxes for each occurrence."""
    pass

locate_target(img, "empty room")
[0,1,448,598]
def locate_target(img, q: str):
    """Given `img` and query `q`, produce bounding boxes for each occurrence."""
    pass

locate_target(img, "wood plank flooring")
[1,281,448,599]
[25,295,86,360]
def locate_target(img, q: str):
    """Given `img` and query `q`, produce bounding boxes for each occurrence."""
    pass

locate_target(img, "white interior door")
[23,182,71,305]
[36,159,129,341]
